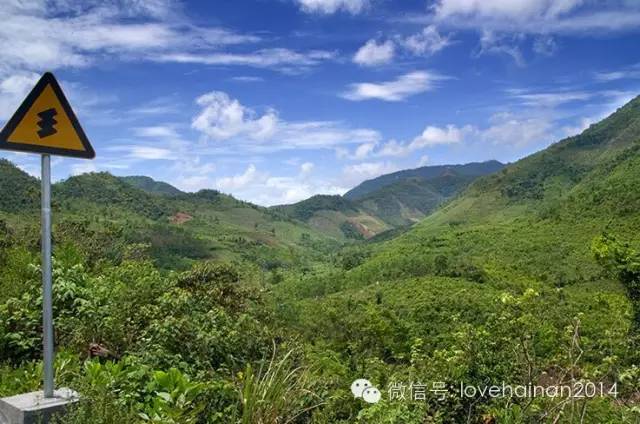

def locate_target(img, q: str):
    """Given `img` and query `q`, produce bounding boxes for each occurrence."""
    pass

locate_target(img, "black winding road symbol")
[37,108,58,138]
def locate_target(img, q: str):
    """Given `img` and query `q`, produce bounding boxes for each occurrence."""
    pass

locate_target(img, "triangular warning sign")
[0,72,95,159]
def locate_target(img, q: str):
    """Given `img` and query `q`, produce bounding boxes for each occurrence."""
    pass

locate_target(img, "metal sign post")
[41,154,54,398]
[0,72,94,406]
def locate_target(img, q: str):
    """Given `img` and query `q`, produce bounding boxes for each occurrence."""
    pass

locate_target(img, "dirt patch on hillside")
[171,212,193,224]
[346,219,376,238]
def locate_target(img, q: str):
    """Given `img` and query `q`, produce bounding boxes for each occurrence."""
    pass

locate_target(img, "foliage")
[592,234,640,301]
[2,96,640,423]
[239,349,319,424]
[339,221,364,240]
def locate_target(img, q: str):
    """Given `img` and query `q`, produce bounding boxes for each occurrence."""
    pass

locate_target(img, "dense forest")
[1,96,640,423]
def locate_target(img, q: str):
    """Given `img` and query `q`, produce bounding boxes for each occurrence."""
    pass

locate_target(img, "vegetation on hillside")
[120,176,184,196]
[1,97,640,422]
[276,161,504,240]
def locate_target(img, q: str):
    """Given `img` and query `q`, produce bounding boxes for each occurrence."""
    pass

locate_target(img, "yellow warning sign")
[0,72,94,159]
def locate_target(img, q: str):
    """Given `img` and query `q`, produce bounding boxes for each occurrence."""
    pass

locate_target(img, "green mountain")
[0,167,336,270]
[353,95,640,285]
[55,172,172,219]
[0,159,39,213]
[119,175,184,196]
[272,195,390,240]
[274,95,640,422]
[344,160,505,200]
[275,160,504,238]
[2,97,640,422]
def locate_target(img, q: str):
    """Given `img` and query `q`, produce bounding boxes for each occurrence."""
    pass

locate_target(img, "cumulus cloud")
[409,124,469,149]
[353,39,395,66]
[296,0,368,14]
[214,163,346,206]
[216,164,259,190]
[342,71,445,101]
[192,91,278,141]
[337,124,471,160]
[192,91,381,151]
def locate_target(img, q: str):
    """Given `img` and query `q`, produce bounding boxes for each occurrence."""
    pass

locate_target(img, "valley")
[1,97,640,422]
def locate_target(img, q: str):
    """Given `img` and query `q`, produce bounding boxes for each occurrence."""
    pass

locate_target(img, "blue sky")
[0,0,639,205]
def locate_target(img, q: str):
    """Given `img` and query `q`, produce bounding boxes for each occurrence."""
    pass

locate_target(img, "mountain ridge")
[273,160,505,238]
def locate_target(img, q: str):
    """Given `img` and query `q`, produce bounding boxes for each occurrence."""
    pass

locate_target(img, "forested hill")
[0,166,336,269]
[344,160,505,200]
[1,96,640,422]
[119,175,184,196]
[347,95,640,285]
[274,95,640,422]
[273,160,504,238]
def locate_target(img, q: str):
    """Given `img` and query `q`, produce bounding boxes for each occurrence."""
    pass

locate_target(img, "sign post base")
[0,388,78,424]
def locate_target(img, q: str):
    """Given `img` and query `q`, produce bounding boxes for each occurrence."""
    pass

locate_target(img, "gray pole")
[41,154,54,398]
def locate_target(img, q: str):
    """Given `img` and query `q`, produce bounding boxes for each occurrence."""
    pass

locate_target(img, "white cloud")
[230,76,265,83]
[417,0,640,65]
[595,63,640,82]
[296,0,368,14]
[0,72,39,119]
[401,26,451,56]
[192,91,278,141]
[216,164,259,191]
[214,163,346,206]
[409,124,470,149]
[300,162,315,175]
[480,112,554,147]
[154,49,336,73]
[435,0,584,21]
[533,35,558,56]
[377,139,410,157]
[507,89,592,107]
[353,39,395,66]
[430,0,640,34]
[342,71,445,101]
[342,161,400,186]
[191,91,381,151]
[354,142,377,159]
[0,2,259,76]
[129,146,174,160]
[338,124,471,159]
[418,155,430,166]
[478,31,525,65]
[0,1,333,82]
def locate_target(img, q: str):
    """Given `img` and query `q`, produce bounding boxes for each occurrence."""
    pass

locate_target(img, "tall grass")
[239,348,321,424]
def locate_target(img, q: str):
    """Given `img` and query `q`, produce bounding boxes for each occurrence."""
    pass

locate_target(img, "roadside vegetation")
[1,96,640,422]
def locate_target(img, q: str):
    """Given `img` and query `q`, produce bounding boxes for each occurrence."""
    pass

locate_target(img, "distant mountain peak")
[119,176,184,196]
[344,160,505,201]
